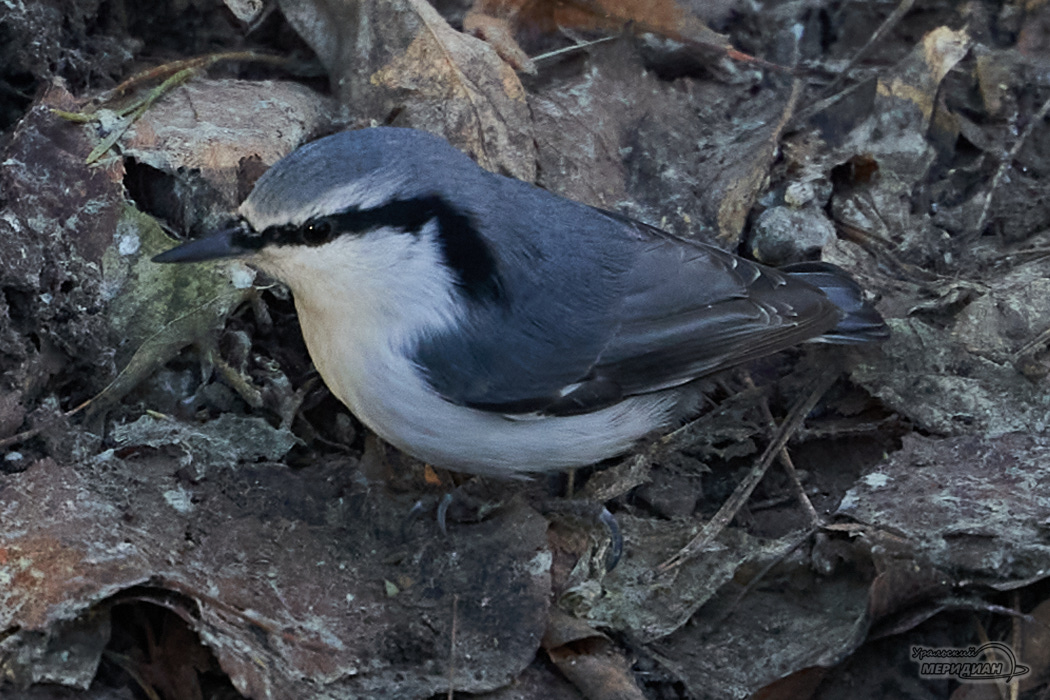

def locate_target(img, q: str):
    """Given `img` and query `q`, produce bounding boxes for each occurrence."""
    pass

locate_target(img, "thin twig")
[656,370,839,574]
[713,527,816,625]
[100,51,289,103]
[818,0,915,99]
[531,35,619,63]
[0,397,92,450]
[447,594,460,700]
[50,51,296,164]
[1012,324,1050,361]
[1010,591,1020,700]
[835,220,939,282]
[743,373,821,527]
[85,65,205,164]
[973,91,1050,238]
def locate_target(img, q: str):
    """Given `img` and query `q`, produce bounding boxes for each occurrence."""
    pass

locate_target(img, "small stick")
[973,91,1050,238]
[447,594,460,700]
[743,373,822,527]
[656,370,838,573]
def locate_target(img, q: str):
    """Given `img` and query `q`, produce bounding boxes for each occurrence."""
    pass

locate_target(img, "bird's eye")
[302,219,334,246]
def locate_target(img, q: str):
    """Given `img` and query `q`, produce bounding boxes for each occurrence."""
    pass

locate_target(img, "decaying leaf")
[576,515,802,642]
[0,455,553,697]
[470,0,731,54]
[715,81,802,243]
[850,310,1049,437]
[876,26,971,130]
[542,608,647,700]
[370,0,535,179]
[89,203,253,417]
[838,433,1050,584]
[278,0,536,180]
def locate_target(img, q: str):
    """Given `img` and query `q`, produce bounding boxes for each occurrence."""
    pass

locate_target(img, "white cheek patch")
[257,225,465,341]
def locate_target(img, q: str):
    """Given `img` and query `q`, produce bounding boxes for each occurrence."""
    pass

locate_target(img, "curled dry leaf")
[876,25,971,131]
[470,0,730,54]
[278,0,535,180]
[542,608,647,700]
[122,78,337,206]
[0,455,553,697]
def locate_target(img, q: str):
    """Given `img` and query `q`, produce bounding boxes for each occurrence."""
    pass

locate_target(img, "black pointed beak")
[152,224,253,264]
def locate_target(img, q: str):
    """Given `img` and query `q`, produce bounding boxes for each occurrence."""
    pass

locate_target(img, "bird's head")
[154,128,503,305]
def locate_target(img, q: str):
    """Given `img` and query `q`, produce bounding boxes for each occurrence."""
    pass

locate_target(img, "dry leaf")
[278,0,535,180]
[714,81,802,242]
[542,608,647,700]
[876,26,971,130]
[370,0,535,179]
[473,0,730,52]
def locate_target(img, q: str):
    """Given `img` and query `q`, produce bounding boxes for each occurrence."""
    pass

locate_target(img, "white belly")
[264,229,676,475]
[298,304,675,475]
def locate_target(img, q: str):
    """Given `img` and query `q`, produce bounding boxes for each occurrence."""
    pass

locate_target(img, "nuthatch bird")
[155,127,887,476]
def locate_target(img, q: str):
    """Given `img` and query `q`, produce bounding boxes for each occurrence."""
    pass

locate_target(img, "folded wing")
[414,208,845,417]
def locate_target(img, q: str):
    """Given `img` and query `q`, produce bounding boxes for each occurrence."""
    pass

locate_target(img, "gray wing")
[588,219,842,398]
[413,192,842,416]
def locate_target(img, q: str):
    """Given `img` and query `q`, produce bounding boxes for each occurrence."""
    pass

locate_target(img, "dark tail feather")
[782,262,890,344]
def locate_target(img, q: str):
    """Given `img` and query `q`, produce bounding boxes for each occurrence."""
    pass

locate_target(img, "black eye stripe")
[326,198,437,235]
[256,197,439,249]
[246,195,504,303]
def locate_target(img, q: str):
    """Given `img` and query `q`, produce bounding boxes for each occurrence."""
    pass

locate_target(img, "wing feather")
[412,186,842,416]
[589,220,842,397]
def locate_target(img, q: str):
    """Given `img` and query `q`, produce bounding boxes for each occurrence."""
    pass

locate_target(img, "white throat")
[253,224,462,423]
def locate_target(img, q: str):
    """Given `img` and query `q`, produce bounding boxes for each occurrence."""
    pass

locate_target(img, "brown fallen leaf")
[543,608,647,700]
[464,9,538,74]
[876,25,971,131]
[471,0,731,55]
[714,78,803,244]
[370,0,535,179]
[277,0,536,180]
